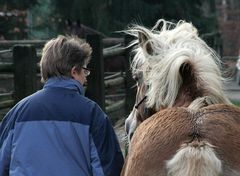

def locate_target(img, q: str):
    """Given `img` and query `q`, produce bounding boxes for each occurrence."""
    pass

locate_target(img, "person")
[0,35,124,176]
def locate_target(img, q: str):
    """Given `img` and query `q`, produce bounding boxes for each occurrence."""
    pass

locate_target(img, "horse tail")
[166,141,222,176]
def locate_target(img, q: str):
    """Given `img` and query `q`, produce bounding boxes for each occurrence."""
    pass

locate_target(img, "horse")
[121,19,240,176]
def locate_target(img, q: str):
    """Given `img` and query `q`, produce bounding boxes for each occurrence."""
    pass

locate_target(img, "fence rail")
[0,92,14,109]
[0,40,46,48]
[222,56,239,61]
[0,49,12,54]
[106,99,125,114]
[0,38,124,49]
[103,45,125,58]
[0,62,13,72]
[0,100,14,109]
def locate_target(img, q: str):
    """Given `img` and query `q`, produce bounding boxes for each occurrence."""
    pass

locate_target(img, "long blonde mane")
[127,19,231,111]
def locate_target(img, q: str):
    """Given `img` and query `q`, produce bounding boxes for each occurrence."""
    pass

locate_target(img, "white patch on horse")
[166,142,222,176]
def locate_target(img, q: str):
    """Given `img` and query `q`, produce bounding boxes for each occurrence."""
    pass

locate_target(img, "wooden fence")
[0,35,136,122]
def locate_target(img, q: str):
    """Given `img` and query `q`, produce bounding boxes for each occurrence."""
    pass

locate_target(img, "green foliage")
[0,0,219,41]
[141,0,217,35]
[28,0,57,39]
[49,0,217,37]
[110,0,160,31]
[51,0,123,34]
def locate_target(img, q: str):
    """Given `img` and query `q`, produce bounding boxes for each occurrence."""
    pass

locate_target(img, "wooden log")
[105,76,124,88]
[0,40,47,48]
[0,62,40,73]
[0,99,14,109]
[105,99,125,113]
[0,73,13,79]
[104,72,121,76]
[0,62,13,72]
[13,45,38,103]
[0,49,12,54]
[105,93,126,106]
[222,56,239,61]
[105,93,126,99]
[104,72,123,80]
[102,38,124,47]
[103,46,125,58]
[0,92,13,101]
[105,99,113,106]
[85,34,105,111]
[0,52,12,62]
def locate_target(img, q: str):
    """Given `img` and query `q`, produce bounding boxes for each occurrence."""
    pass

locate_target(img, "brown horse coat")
[122,104,240,176]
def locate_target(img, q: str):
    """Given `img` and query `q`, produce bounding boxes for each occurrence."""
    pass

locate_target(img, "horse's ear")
[138,31,153,55]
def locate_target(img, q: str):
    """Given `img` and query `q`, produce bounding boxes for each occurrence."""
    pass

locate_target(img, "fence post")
[86,34,105,111]
[124,35,136,112]
[13,45,37,103]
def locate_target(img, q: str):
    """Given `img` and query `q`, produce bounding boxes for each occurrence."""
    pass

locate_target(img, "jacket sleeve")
[90,104,124,176]
[0,109,15,176]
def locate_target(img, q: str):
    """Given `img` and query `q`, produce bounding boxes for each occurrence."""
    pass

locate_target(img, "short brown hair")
[40,35,92,82]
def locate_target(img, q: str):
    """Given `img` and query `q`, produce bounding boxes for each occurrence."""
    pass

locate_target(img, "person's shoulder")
[78,95,102,111]
[79,95,95,105]
[7,90,47,119]
[0,91,39,126]
[14,90,44,108]
[14,92,38,109]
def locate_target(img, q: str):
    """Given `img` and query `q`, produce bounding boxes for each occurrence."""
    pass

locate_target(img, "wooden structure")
[0,35,135,122]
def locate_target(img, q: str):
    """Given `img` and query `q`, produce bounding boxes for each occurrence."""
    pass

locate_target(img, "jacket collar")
[43,77,84,95]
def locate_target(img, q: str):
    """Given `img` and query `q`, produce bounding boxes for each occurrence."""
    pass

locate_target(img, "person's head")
[40,35,92,85]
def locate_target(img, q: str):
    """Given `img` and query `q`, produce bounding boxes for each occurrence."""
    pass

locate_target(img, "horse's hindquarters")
[122,108,194,176]
[122,104,240,176]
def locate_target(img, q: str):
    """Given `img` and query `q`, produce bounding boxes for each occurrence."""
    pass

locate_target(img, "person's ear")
[71,66,78,79]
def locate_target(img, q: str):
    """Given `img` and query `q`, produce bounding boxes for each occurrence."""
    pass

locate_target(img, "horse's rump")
[122,104,240,176]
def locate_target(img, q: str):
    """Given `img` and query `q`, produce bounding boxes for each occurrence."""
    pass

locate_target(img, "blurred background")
[0,0,240,126]
[0,0,238,51]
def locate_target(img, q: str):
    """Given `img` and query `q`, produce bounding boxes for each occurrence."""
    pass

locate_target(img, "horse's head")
[125,27,161,141]
[125,19,231,142]
[125,67,155,141]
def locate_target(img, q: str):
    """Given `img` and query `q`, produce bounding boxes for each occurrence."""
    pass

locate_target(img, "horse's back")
[122,104,240,176]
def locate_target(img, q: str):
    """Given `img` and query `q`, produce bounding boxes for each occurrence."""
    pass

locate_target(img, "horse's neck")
[173,93,192,107]
[173,86,195,107]
[173,83,208,108]
[173,94,216,112]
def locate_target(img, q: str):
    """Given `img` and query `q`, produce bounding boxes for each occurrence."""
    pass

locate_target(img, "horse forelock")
[130,19,231,111]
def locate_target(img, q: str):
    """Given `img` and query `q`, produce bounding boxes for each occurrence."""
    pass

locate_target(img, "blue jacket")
[0,78,124,176]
